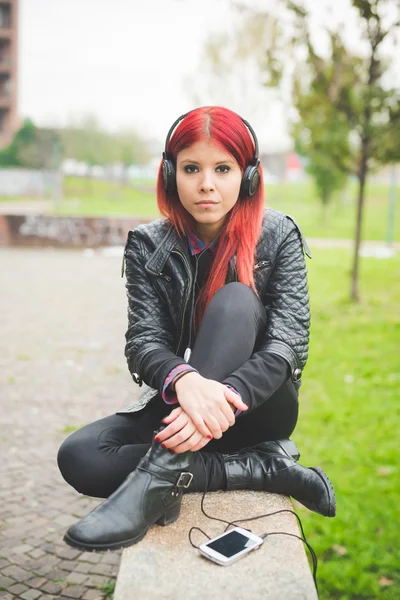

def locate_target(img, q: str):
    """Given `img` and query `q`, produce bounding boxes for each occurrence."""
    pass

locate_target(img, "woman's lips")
[196,201,218,208]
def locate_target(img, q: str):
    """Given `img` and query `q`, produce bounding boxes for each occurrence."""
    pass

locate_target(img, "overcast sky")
[18,0,400,152]
[19,0,237,143]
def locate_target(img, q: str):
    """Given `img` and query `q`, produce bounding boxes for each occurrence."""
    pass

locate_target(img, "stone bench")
[114,491,318,600]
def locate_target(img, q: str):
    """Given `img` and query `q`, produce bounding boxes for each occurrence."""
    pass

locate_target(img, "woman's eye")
[216,165,230,173]
[184,165,198,174]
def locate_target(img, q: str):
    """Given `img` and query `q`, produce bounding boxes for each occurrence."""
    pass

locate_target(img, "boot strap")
[224,457,264,491]
[138,463,193,488]
[176,472,193,488]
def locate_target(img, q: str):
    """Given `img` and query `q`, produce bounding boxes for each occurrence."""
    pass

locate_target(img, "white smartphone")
[199,527,264,566]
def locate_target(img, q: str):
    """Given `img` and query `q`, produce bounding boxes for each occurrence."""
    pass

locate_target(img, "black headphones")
[162,110,261,198]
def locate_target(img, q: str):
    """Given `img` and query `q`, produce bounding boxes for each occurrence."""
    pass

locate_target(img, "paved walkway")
[0,248,139,600]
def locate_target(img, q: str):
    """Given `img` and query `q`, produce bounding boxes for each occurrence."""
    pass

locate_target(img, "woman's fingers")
[161,406,183,425]
[220,402,236,427]
[203,414,224,439]
[156,412,188,442]
[189,436,212,453]
[160,388,240,447]
[161,422,196,449]
[224,387,248,412]
[190,412,216,440]
[170,430,205,453]
[215,407,232,432]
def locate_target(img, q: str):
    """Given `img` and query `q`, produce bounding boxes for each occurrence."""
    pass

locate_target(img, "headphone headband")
[163,110,259,163]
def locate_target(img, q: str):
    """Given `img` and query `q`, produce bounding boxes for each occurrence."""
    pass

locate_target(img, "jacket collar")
[144,225,190,276]
[144,222,236,281]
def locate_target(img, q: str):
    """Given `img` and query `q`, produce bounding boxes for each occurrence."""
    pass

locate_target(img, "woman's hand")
[155,407,212,453]
[174,372,248,439]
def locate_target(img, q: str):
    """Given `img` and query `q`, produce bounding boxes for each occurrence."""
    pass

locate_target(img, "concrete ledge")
[114,491,318,600]
[0,214,151,247]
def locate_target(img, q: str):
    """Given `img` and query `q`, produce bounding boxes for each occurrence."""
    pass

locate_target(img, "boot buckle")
[176,472,193,488]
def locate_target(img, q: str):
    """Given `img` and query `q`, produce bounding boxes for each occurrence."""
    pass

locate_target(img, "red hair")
[157,106,265,328]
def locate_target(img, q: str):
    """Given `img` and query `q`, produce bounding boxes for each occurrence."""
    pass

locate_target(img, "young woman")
[57,106,336,552]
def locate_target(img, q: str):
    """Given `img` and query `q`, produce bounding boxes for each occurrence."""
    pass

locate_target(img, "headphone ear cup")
[248,166,260,196]
[240,165,260,198]
[162,157,177,192]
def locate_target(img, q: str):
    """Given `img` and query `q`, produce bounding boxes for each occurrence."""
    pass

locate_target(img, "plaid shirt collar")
[186,229,217,256]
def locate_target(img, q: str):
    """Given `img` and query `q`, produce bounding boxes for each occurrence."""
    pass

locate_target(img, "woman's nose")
[199,169,215,192]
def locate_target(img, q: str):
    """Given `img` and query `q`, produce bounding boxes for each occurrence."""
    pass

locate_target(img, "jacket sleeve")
[124,230,187,394]
[223,216,310,414]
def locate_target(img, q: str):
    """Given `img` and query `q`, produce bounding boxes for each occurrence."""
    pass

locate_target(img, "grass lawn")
[55,178,400,242]
[59,176,157,218]
[295,249,400,599]
[1,177,399,242]
[267,181,399,242]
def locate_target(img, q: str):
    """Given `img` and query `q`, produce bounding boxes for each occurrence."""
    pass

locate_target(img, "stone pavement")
[0,248,139,599]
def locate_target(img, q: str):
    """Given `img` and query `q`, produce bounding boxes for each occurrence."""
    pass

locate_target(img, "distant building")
[286,151,304,182]
[0,0,18,149]
[261,150,306,183]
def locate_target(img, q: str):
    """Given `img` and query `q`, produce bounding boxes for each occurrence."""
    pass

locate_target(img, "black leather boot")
[223,440,336,517]
[63,432,194,551]
[183,437,300,493]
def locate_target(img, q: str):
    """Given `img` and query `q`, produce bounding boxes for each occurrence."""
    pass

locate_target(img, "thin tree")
[290,0,400,300]
[258,0,400,300]
[198,0,400,300]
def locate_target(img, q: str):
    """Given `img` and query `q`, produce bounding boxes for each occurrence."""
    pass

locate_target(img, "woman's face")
[176,139,242,243]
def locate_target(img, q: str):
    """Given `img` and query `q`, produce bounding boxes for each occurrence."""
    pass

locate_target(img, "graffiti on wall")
[19,215,124,246]
[2,215,150,247]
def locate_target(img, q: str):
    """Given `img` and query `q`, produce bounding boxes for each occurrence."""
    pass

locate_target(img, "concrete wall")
[0,214,151,247]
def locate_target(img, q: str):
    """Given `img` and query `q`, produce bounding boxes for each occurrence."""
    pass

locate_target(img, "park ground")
[0,248,136,600]
[0,180,399,599]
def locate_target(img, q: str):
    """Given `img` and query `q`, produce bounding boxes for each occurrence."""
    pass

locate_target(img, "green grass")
[50,178,400,242]
[58,424,84,434]
[101,580,116,599]
[1,177,399,242]
[0,196,36,204]
[57,176,157,218]
[267,181,399,242]
[294,249,400,599]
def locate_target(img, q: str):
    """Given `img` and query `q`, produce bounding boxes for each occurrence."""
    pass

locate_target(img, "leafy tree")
[115,129,152,183]
[292,33,358,219]
[273,0,400,300]
[60,115,114,172]
[198,0,400,301]
[59,115,152,178]
[0,118,62,169]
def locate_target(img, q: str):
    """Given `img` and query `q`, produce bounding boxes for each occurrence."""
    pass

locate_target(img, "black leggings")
[58,283,299,498]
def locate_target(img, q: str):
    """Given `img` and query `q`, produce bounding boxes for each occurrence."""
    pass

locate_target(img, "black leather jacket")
[119,207,311,415]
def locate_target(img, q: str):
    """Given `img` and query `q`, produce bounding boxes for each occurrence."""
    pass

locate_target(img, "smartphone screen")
[205,530,259,558]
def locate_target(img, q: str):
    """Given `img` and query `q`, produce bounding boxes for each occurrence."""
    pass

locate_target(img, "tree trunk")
[350,148,367,302]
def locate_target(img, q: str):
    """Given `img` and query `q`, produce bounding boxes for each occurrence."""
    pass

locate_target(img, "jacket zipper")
[133,247,191,385]
[172,249,193,355]
[126,247,192,385]
[121,244,128,277]
[254,260,269,271]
